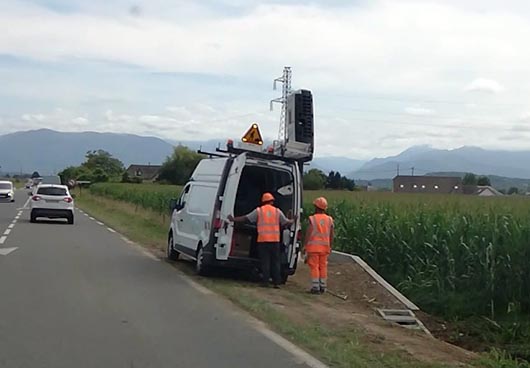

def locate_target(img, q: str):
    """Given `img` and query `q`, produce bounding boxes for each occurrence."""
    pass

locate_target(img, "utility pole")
[411,167,415,176]
[270,67,292,150]
[397,164,400,177]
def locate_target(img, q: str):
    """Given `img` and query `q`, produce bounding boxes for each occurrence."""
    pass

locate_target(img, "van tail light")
[64,197,73,203]
[32,195,41,201]
[213,210,222,230]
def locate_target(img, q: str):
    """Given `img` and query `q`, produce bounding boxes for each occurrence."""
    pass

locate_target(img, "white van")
[167,150,302,283]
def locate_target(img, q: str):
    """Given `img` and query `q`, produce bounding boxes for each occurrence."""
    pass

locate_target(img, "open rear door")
[288,161,302,269]
[216,153,247,260]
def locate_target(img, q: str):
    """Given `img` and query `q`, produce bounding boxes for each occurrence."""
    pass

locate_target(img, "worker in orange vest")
[228,192,295,288]
[304,197,334,294]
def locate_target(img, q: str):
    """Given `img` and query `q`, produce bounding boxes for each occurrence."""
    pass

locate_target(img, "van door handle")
[179,219,184,222]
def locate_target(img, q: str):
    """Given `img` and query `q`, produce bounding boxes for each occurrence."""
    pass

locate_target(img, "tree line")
[303,169,355,191]
[59,146,202,185]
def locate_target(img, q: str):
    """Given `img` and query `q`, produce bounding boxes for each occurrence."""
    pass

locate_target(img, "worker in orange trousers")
[303,197,334,294]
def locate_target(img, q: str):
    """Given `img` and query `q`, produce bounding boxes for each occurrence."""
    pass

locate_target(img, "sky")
[1,0,530,159]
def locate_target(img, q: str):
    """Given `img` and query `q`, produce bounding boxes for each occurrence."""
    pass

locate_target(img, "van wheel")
[196,244,210,276]
[167,232,179,261]
[30,211,37,223]
[67,214,74,225]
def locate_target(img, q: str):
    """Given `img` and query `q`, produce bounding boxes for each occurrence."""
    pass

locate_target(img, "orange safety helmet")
[313,197,328,210]
[261,192,275,203]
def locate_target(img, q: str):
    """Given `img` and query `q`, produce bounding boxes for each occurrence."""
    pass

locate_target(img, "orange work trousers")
[307,252,328,289]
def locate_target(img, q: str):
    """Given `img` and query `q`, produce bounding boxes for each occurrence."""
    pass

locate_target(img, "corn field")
[91,183,530,321]
[304,192,530,321]
[89,183,182,214]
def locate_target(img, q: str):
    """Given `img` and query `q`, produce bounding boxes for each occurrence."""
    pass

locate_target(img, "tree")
[31,171,40,179]
[58,150,124,183]
[325,171,355,190]
[303,169,326,190]
[508,187,519,195]
[158,145,203,185]
[463,173,477,185]
[83,150,124,178]
[477,176,491,186]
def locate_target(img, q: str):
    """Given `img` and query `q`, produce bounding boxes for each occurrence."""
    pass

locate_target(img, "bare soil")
[246,257,477,366]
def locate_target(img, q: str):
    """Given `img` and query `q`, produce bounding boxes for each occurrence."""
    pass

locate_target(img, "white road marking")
[107,228,116,233]
[89,217,95,220]
[3,229,11,235]
[96,221,104,226]
[0,236,6,244]
[173,263,328,368]
[84,213,89,217]
[0,247,18,256]
[17,197,31,210]
[8,224,14,229]
[141,249,160,261]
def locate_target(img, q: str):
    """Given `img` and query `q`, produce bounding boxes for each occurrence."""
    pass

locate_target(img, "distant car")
[0,181,15,203]
[30,184,74,224]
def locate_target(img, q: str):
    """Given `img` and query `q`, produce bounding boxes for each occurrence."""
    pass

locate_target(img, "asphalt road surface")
[0,190,314,368]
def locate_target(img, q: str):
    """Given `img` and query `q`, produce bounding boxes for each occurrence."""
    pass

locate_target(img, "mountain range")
[1,130,530,184]
[350,145,530,180]
[0,129,175,174]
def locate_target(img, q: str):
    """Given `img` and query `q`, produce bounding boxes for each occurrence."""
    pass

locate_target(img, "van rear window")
[0,183,12,190]
[37,187,68,196]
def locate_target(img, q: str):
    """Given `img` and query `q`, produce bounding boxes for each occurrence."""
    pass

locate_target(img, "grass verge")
[76,191,529,368]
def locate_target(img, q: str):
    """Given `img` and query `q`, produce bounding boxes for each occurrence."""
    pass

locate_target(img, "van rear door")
[216,153,247,260]
[288,161,302,269]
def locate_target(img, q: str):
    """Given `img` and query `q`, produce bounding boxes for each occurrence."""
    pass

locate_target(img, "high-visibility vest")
[256,204,281,243]
[306,214,333,253]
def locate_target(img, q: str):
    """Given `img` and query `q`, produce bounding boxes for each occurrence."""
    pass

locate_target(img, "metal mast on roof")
[270,67,292,148]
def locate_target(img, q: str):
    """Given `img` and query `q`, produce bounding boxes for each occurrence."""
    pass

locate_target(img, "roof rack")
[197,142,300,164]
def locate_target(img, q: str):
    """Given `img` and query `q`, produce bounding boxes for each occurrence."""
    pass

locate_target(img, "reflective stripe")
[257,204,280,243]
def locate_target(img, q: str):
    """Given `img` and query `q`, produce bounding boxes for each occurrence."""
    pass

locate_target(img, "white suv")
[0,181,15,203]
[30,184,75,224]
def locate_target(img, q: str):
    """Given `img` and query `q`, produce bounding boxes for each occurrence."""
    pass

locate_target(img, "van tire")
[30,211,37,223]
[195,244,210,276]
[167,232,179,261]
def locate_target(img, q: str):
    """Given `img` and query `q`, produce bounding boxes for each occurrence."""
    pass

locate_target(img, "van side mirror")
[169,198,178,212]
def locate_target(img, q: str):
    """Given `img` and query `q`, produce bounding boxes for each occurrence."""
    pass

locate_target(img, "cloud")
[520,112,530,121]
[465,78,504,94]
[404,107,435,116]
[72,117,89,125]
[21,113,46,122]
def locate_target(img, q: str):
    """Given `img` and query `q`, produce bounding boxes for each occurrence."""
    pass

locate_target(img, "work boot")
[310,287,320,294]
[320,287,327,294]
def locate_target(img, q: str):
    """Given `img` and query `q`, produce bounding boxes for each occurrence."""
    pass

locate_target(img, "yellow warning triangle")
[241,123,263,145]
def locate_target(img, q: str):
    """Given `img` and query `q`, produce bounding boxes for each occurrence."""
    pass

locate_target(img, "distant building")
[126,164,162,182]
[475,186,503,196]
[393,175,463,194]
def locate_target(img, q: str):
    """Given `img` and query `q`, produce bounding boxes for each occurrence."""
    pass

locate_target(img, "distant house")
[476,186,503,196]
[393,175,463,194]
[126,164,162,182]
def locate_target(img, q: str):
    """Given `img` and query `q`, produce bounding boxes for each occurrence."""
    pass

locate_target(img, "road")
[0,190,314,368]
